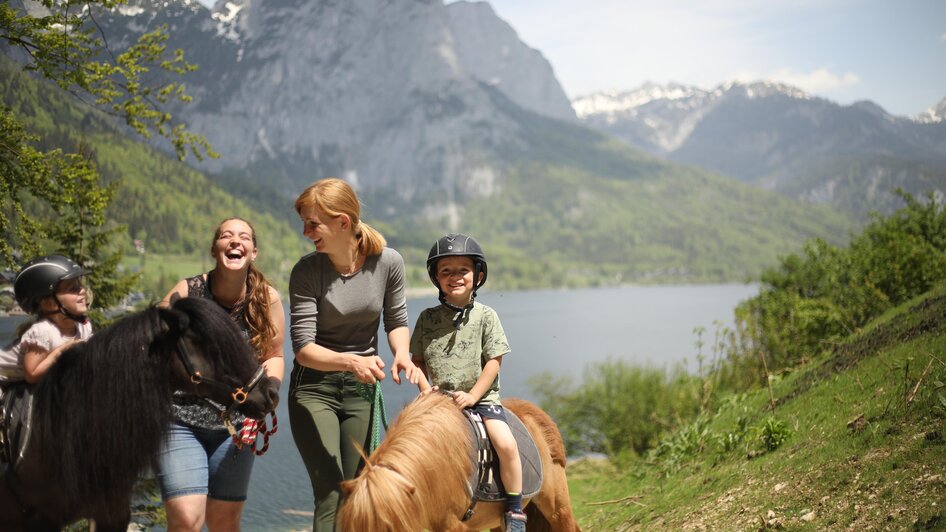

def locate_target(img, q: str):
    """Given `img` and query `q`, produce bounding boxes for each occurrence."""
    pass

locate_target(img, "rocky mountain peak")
[572,80,812,122]
[92,0,576,210]
[916,97,946,123]
[572,82,713,118]
[717,80,810,101]
[444,1,575,122]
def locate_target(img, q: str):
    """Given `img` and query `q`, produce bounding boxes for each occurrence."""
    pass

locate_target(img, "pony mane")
[30,296,255,521]
[339,393,474,531]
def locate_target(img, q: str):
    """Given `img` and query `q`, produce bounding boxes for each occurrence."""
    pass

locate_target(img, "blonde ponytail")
[357,222,386,256]
[295,177,387,257]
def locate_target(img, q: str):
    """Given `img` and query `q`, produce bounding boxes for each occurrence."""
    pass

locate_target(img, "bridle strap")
[175,338,266,406]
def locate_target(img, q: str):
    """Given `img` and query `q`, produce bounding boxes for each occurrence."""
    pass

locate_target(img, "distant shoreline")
[404,286,438,299]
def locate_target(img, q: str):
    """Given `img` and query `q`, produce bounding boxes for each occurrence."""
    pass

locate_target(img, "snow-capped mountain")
[573,81,811,154]
[917,97,946,124]
[575,82,946,214]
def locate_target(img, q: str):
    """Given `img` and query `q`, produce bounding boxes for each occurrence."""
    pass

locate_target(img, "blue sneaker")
[504,510,527,532]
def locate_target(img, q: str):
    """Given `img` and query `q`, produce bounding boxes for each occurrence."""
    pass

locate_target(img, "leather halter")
[174,337,266,407]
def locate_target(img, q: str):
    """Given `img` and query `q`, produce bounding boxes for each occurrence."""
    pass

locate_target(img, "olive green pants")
[288,366,372,532]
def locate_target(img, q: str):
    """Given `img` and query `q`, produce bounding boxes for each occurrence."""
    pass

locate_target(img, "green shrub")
[732,191,946,373]
[757,417,791,452]
[529,360,702,457]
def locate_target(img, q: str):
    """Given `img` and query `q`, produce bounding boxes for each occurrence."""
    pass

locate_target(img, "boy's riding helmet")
[426,233,488,292]
[14,254,91,315]
[427,234,488,328]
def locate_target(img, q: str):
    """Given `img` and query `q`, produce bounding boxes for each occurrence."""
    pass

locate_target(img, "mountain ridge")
[2,0,866,289]
[574,81,946,215]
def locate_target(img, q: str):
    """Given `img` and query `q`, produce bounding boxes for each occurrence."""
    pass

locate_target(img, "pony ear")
[157,306,190,338]
[340,478,357,496]
[169,292,183,305]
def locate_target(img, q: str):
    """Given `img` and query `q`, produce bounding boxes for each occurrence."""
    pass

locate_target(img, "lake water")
[0,283,757,531]
[243,283,757,530]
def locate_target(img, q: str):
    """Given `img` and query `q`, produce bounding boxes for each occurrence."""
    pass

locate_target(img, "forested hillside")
[534,195,946,528]
[0,57,307,295]
[80,0,864,291]
[4,52,863,293]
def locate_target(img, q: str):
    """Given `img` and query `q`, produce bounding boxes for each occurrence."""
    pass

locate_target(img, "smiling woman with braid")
[155,217,285,531]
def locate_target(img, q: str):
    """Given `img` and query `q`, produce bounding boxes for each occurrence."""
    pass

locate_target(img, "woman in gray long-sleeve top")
[287,177,424,532]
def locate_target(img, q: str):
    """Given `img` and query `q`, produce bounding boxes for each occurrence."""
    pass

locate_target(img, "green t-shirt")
[410,301,510,405]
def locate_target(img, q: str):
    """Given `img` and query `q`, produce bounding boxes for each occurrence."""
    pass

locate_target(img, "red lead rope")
[234,412,279,456]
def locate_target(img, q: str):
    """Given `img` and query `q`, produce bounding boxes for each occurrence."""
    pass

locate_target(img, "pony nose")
[264,377,280,410]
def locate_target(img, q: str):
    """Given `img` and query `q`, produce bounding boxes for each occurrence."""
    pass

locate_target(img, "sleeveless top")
[170,273,251,429]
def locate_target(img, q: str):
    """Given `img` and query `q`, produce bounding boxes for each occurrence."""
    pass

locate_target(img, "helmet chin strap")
[55,296,89,325]
[439,262,484,329]
[439,292,475,329]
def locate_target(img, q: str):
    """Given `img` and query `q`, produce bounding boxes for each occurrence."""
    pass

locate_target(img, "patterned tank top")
[170,273,252,429]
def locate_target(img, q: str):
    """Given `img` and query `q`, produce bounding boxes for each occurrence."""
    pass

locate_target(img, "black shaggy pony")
[0,296,277,531]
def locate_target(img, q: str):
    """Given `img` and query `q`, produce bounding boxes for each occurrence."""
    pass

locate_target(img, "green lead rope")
[355,381,388,453]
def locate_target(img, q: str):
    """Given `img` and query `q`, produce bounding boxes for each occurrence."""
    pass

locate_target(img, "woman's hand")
[349,354,386,384]
[392,356,425,386]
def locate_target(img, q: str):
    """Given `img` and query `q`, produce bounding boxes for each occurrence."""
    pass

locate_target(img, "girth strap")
[461,409,493,522]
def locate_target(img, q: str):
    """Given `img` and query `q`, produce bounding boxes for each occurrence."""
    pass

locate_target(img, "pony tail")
[357,221,386,256]
[244,263,277,359]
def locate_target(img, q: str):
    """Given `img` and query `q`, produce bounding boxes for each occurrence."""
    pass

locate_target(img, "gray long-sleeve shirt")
[289,247,408,359]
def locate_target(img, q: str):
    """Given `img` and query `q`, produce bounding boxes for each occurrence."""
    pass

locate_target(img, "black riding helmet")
[426,234,487,327]
[426,233,488,291]
[14,254,91,317]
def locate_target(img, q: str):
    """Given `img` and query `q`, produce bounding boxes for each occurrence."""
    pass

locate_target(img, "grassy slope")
[569,285,946,530]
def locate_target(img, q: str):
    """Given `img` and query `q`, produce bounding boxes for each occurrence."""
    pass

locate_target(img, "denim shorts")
[153,422,255,502]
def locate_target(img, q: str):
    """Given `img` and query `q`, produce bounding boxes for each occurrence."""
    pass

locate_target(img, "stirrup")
[504,510,527,532]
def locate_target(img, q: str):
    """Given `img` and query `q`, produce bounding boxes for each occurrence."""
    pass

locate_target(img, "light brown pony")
[338,392,580,531]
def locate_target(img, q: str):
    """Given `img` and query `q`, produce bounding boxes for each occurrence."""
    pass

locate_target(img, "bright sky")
[484,0,946,116]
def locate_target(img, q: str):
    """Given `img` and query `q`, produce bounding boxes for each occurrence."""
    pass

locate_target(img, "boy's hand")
[451,390,476,409]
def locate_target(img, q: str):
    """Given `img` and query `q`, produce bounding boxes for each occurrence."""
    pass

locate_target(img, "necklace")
[335,252,365,278]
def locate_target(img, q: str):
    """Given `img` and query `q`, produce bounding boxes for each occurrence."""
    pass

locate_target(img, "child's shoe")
[504,510,527,532]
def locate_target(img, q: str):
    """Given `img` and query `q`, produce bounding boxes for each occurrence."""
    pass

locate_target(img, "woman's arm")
[261,286,286,386]
[388,325,424,386]
[294,342,386,383]
[159,279,189,308]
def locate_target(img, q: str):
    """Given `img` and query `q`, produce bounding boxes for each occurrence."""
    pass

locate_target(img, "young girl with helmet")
[410,233,528,532]
[1,255,93,388]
